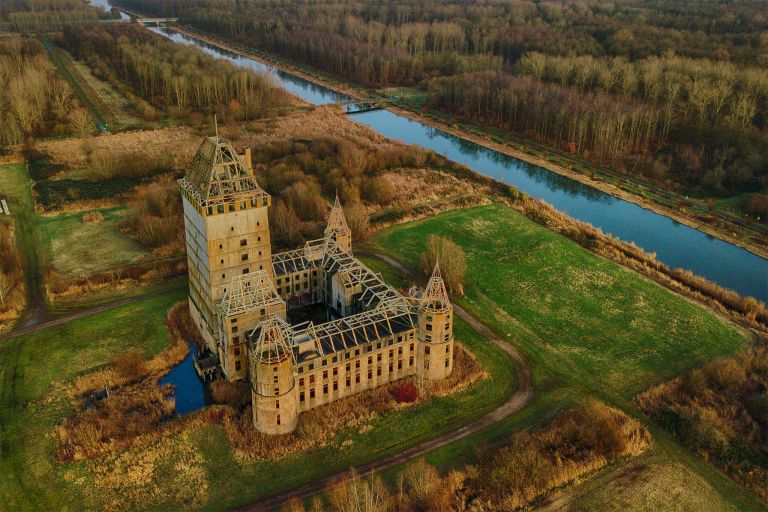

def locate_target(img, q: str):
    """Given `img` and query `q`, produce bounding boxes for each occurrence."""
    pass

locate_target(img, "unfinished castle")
[179,135,455,434]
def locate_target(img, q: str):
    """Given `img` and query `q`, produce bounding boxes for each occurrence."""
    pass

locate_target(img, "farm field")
[0,288,515,511]
[39,206,149,278]
[365,202,764,509]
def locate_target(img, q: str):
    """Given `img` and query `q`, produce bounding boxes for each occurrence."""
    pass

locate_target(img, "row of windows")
[298,358,414,402]
[205,197,268,216]
[296,335,415,374]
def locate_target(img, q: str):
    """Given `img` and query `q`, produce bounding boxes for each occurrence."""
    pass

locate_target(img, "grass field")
[0,163,42,322]
[365,203,765,510]
[39,206,149,278]
[0,286,516,511]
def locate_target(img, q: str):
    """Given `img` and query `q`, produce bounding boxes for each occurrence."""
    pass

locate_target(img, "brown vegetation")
[121,176,184,252]
[420,235,466,296]
[59,24,294,123]
[636,348,768,501]
[0,37,83,145]
[287,400,650,512]
[0,223,25,328]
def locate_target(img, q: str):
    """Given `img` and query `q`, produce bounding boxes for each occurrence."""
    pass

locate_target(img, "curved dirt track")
[235,252,532,512]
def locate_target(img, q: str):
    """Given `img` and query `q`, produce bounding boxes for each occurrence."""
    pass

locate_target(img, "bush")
[392,381,419,403]
[112,349,145,381]
[420,235,466,296]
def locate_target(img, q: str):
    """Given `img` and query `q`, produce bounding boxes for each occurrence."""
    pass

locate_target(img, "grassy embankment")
[0,286,514,510]
[364,202,764,510]
[1,163,43,327]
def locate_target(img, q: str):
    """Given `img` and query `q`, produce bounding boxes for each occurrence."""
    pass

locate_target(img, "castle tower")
[250,317,298,434]
[324,194,352,253]
[416,263,454,384]
[179,135,273,354]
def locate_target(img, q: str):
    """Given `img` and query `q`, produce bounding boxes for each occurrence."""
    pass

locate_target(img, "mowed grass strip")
[366,203,747,398]
[0,284,516,511]
[38,206,149,278]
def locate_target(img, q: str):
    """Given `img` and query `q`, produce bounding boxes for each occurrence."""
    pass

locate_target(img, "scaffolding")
[421,263,451,313]
[180,136,269,208]
[251,316,296,364]
[219,270,284,318]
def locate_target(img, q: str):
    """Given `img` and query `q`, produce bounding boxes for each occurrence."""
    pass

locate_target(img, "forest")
[2,0,105,32]
[58,24,294,122]
[0,37,87,146]
[113,0,768,208]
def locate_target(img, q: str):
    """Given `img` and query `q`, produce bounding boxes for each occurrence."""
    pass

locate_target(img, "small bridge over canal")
[340,98,398,114]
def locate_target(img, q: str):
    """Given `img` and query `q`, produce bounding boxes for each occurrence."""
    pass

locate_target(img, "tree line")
[59,24,293,121]
[0,37,87,146]
[3,0,105,33]
[113,0,768,205]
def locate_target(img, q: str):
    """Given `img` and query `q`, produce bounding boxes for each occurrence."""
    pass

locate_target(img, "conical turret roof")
[324,193,350,237]
[421,262,451,312]
[180,135,269,207]
[252,316,294,364]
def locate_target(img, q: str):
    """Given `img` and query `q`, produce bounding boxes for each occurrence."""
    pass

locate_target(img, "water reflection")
[158,342,212,415]
[140,25,765,302]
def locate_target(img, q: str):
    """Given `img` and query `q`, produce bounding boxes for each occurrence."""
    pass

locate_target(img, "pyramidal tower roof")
[180,135,269,207]
[324,194,350,237]
[421,262,451,312]
[252,316,294,364]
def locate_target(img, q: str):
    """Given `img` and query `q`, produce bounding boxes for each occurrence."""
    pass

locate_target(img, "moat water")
[142,25,767,303]
[158,342,212,415]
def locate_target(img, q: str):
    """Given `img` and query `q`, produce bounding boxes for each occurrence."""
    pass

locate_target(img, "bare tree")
[0,273,12,307]
[420,235,466,296]
[344,202,369,241]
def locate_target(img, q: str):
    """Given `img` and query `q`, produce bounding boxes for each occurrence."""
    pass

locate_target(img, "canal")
[142,26,765,303]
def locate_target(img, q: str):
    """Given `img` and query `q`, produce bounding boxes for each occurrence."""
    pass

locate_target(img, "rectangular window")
[368,356,372,365]
[397,361,402,370]
[367,369,372,379]
[323,384,328,394]
[240,239,247,246]
[355,374,360,384]
[309,375,315,384]
[333,367,338,376]
[446,345,450,353]
[409,356,414,366]
[346,363,351,372]
[298,367,304,374]
[299,378,304,386]
[234,346,241,356]
[445,358,450,368]
[236,360,241,371]
[300,392,305,402]
[241,253,248,261]
[310,388,315,399]
[333,381,338,391]
[377,367,382,376]
[242,268,249,274]
[388,362,393,372]
[377,354,382,361]
[273,375,278,383]
[354,349,360,356]
[410,343,414,352]
[425,346,430,355]
[398,347,402,355]
[275,400,280,409]
[323,370,328,379]
[277,414,281,426]
[355,361,360,369]
[274,387,279,396]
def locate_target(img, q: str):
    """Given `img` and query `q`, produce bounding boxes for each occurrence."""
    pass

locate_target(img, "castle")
[179,135,454,434]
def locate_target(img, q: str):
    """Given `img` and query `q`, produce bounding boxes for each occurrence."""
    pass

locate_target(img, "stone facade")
[181,135,454,434]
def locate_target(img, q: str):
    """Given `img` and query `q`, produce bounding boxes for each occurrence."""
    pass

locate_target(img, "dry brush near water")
[56,301,485,463]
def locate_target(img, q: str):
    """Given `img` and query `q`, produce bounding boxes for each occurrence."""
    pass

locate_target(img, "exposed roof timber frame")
[220,270,285,317]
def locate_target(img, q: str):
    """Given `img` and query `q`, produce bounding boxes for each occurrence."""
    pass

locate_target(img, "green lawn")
[0,286,516,511]
[364,202,764,510]
[38,206,149,278]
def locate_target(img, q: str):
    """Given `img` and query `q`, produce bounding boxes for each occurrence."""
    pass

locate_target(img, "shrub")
[392,381,419,403]
[112,349,145,381]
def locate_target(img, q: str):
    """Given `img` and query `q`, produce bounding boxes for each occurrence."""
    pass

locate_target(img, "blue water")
[145,26,767,302]
[158,342,211,415]
[90,0,131,19]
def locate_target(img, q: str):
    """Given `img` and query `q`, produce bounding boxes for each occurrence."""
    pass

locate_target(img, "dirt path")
[235,251,533,512]
[0,284,185,344]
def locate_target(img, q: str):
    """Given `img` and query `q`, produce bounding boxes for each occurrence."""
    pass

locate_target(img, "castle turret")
[324,194,352,253]
[416,263,454,384]
[249,317,298,434]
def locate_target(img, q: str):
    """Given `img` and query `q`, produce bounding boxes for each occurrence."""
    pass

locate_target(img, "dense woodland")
[115,0,768,208]
[58,24,293,122]
[1,0,105,32]
[0,37,87,146]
